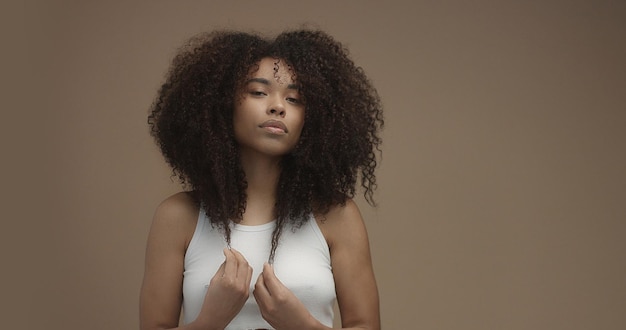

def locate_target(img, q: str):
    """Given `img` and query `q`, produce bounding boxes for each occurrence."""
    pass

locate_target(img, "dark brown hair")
[148,29,383,261]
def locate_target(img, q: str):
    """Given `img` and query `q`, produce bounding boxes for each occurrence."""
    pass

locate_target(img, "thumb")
[261,263,283,291]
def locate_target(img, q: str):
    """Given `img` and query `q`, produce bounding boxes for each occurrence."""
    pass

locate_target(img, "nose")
[267,97,286,117]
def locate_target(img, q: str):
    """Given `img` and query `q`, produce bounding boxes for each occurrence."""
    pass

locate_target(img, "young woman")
[140,29,384,330]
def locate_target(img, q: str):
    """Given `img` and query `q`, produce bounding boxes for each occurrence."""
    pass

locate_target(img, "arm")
[322,199,380,330]
[139,192,252,330]
[139,192,199,330]
[253,199,380,330]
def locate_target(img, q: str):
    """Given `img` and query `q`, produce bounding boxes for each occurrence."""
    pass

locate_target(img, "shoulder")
[315,199,380,328]
[149,191,200,250]
[315,199,369,250]
[153,191,199,220]
[141,192,200,328]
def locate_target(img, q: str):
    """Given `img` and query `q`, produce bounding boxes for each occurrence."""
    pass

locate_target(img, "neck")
[239,148,282,225]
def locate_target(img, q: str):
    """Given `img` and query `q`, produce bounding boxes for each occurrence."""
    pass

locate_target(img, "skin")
[140,57,380,330]
[233,57,305,225]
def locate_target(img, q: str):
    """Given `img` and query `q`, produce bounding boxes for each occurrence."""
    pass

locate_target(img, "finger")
[254,270,270,301]
[222,248,236,277]
[260,263,282,296]
[245,259,253,286]
[230,249,250,280]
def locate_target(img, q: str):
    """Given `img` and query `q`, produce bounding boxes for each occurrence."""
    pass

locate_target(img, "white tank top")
[182,210,336,329]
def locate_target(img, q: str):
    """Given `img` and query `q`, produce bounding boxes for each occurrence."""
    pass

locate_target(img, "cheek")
[293,114,306,139]
[232,108,248,142]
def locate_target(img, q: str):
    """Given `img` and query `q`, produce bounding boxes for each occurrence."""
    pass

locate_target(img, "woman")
[140,29,383,330]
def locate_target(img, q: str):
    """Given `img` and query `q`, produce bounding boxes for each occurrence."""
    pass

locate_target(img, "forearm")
[306,324,379,330]
[141,320,223,330]
[298,313,378,330]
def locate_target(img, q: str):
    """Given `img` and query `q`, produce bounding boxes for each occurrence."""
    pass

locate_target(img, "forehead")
[248,57,297,85]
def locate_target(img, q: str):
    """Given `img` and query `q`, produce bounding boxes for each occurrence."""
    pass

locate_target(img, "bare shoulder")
[315,199,380,328]
[154,191,198,217]
[149,191,199,249]
[141,192,199,328]
[315,199,368,249]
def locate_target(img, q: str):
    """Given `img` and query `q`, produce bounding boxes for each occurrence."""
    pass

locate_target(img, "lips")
[259,120,288,133]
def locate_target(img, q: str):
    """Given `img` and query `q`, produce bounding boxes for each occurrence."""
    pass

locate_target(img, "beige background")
[4,0,625,329]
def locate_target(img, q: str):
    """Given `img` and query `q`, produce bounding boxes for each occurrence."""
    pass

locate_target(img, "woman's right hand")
[193,248,253,330]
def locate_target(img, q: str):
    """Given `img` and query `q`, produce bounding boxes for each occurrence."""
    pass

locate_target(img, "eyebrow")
[246,77,299,90]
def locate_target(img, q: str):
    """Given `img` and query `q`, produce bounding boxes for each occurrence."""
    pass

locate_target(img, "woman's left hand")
[253,263,325,330]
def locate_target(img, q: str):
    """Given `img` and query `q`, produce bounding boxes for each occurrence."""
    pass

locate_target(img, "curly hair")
[148,29,383,261]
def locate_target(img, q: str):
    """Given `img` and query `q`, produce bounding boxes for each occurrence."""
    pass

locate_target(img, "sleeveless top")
[182,210,336,329]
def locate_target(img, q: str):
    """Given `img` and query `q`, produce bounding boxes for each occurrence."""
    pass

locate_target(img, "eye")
[249,90,267,96]
[286,97,300,104]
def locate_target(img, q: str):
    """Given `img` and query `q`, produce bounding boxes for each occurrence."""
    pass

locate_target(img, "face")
[233,57,305,159]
